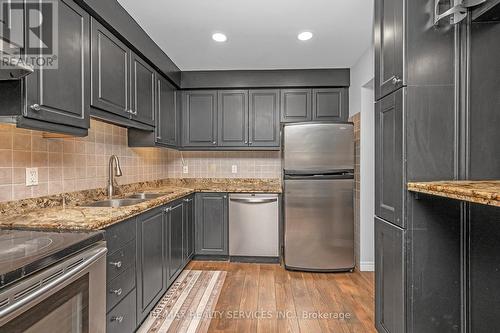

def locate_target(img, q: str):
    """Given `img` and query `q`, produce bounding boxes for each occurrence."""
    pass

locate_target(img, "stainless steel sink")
[125,192,166,200]
[83,198,145,208]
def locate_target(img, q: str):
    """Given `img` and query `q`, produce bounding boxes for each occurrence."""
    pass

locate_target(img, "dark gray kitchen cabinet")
[24,0,90,130]
[167,201,184,284]
[312,88,348,121]
[183,196,195,261]
[218,90,249,147]
[90,18,131,118]
[136,207,166,323]
[195,193,228,256]
[156,75,178,147]
[130,53,155,126]
[375,88,404,228]
[249,89,280,147]
[182,91,218,147]
[375,216,405,333]
[374,0,404,100]
[280,89,312,122]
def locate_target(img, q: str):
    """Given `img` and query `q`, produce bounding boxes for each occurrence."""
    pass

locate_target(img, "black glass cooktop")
[0,229,104,289]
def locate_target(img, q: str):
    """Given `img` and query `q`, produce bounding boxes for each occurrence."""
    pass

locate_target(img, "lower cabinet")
[375,216,405,333]
[136,206,166,323]
[183,196,195,262]
[195,193,228,256]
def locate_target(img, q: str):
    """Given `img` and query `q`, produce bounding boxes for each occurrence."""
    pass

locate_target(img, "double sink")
[83,192,171,208]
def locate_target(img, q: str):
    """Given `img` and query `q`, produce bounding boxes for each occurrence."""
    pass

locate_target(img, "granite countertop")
[407,180,500,207]
[0,178,281,231]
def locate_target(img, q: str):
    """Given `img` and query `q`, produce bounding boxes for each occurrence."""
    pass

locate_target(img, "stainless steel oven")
[0,242,107,332]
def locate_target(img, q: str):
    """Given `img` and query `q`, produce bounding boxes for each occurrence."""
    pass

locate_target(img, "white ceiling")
[117,0,373,71]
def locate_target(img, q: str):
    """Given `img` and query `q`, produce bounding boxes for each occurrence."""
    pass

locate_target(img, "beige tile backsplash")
[0,119,281,203]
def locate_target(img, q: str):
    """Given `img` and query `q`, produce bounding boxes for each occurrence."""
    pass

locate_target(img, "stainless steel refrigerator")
[283,122,354,272]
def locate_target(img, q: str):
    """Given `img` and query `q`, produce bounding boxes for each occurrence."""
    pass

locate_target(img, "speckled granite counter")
[407,180,500,207]
[0,178,281,231]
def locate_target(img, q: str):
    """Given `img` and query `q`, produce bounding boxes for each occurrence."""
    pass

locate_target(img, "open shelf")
[407,180,500,207]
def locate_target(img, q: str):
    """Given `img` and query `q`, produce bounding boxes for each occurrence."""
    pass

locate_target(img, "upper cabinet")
[249,90,280,147]
[156,75,178,147]
[90,18,130,118]
[280,89,312,122]
[181,89,281,149]
[181,91,218,147]
[25,0,90,130]
[218,90,249,147]
[281,88,348,123]
[374,0,404,100]
[312,88,349,121]
[130,53,155,126]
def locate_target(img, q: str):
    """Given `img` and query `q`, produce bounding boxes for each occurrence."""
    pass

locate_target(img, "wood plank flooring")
[187,261,376,333]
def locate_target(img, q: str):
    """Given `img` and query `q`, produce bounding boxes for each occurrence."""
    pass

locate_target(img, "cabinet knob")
[391,76,402,86]
[111,316,124,323]
[30,104,41,112]
[164,207,171,213]
[212,141,217,145]
[248,141,253,145]
[244,140,248,144]
[109,261,122,268]
[110,288,122,296]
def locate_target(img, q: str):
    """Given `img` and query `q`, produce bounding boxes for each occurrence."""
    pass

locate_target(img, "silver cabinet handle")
[248,141,253,145]
[434,0,467,25]
[111,316,124,323]
[109,261,122,268]
[110,288,122,296]
[30,104,41,111]
[183,198,192,203]
[230,198,277,204]
[164,207,172,213]
[212,141,217,145]
[391,76,402,86]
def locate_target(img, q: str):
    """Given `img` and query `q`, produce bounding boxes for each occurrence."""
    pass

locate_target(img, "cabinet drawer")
[106,289,137,333]
[107,240,136,282]
[107,266,136,312]
[105,218,136,252]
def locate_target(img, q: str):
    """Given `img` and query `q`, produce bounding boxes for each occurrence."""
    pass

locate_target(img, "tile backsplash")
[0,119,282,203]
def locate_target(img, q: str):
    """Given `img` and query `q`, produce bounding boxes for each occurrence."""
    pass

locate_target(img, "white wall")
[350,45,375,271]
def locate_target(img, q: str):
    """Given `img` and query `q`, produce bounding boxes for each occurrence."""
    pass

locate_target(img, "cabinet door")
[195,193,228,256]
[312,88,348,121]
[249,90,280,147]
[374,0,404,100]
[218,90,248,147]
[280,89,312,123]
[183,196,195,262]
[25,0,90,129]
[136,207,165,323]
[375,89,404,227]
[156,74,177,147]
[167,202,184,284]
[90,18,130,118]
[375,217,405,333]
[182,91,218,147]
[130,53,155,126]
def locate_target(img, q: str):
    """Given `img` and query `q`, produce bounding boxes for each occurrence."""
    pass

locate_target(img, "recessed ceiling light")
[212,33,227,42]
[298,31,313,41]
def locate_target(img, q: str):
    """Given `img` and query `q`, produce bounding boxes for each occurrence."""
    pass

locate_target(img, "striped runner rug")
[138,270,227,333]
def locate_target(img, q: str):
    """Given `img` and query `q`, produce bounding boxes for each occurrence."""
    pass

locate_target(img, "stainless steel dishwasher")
[229,193,279,261]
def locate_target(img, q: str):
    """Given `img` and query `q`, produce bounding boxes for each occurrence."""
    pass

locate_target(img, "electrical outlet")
[231,165,238,174]
[183,165,189,174]
[26,168,38,186]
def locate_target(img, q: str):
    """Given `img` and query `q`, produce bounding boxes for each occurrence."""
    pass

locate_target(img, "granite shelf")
[407,180,500,207]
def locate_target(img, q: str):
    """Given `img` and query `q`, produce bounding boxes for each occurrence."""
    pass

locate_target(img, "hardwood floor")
[187,261,376,333]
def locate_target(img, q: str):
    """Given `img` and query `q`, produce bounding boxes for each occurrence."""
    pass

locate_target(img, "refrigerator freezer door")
[283,123,354,173]
[284,178,354,271]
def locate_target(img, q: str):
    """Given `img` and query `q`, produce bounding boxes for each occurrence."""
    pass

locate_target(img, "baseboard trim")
[360,261,375,271]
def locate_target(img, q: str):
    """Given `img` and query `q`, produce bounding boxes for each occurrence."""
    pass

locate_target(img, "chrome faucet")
[107,155,123,198]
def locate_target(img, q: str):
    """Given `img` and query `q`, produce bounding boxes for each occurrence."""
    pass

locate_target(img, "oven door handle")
[0,246,107,320]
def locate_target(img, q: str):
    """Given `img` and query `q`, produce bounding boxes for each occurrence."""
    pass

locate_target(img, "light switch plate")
[231,165,238,174]
[26,168,38,186]
[183,165,189,174]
